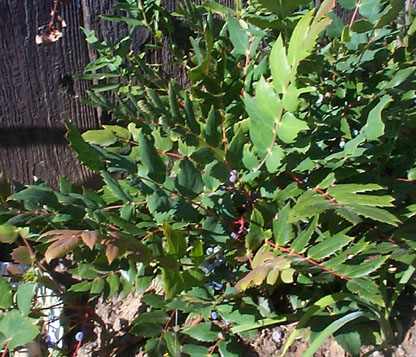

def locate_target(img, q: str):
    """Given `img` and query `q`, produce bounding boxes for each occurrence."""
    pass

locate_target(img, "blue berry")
[225,320,231,326]
[230,232,237,239]
[211,311,218,320]
[213,282,223,290]
[75,331,83,342]
[229,170,238,183]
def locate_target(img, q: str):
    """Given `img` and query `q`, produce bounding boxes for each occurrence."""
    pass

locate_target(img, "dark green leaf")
[145,338,167,357]
[176,158,204,199]
[182,322,221,342]
[65,121,104,171]
[138,131,166,183]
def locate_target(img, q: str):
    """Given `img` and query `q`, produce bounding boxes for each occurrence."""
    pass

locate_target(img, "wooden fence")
[0,0,349,188]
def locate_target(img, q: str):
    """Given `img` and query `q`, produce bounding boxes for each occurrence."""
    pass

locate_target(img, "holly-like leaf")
[11,246,35,265]
[362,95,392,141]
[0,311,39,350]
[176,158,204,199]
[277,112,309,143]
[138,131,166,183]
[65,120,104,171]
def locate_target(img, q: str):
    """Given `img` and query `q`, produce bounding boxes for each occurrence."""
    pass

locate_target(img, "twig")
[160,309,177,339]
[266,240,350,280]
[349,0,362,27]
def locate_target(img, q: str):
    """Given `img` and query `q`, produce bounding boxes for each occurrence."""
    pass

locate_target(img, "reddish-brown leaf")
[105,244,122,265]
[45,235,80,263]
[11,246,35,265]
[81,230,100,250]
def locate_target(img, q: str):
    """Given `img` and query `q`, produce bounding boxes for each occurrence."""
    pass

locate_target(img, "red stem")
[266,240,350,281]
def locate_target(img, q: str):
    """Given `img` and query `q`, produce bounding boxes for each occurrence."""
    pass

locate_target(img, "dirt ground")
[73,293,416,357]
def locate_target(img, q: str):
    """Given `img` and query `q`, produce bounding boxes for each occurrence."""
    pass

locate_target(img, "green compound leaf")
[0,310,39,351]
[307,233,353,261]
[362,95,392,141]
[65,120,104,171]
[277,112,309,144]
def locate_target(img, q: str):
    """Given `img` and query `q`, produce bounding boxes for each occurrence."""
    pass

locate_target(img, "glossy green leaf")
[337,256,389,278]
[246,208,265,250]
[303,311,364,357]
[227,15,249,56]
[185,95,200,134]
[163,331,181,357]
[0,310,39,350]
[363,95,392,141]
[307,233,353,260]
[82,129,117,146]
[277,112,309,144]
[265,145,284,173]
[246,78,281,153]
[270,35,290,94]
[291,216,319,253]
[91,278,105,294]
[145,338,167,357]
[101,171,132,202]
[162,269,184,299]
[107,273,120,298]
[273,203,293,246]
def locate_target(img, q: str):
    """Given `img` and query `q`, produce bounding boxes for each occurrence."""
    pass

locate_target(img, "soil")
[73,293,416,357]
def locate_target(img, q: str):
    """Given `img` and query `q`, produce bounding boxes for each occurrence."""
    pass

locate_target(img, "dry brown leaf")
[45,235,80,263]
[81,230,100,250]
